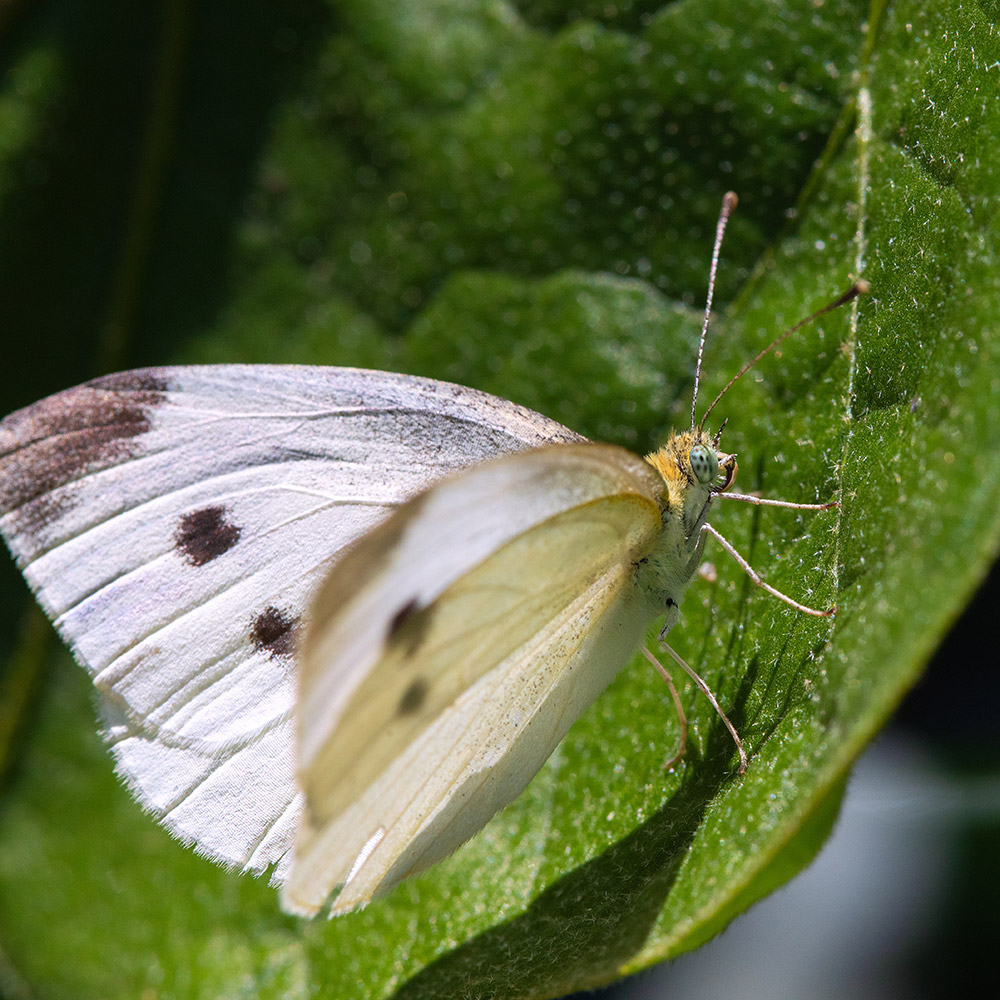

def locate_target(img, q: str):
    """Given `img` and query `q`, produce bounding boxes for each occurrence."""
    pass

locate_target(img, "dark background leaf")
[1,1,998,998]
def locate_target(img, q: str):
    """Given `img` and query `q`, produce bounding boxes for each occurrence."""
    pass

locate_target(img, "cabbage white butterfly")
[0,193,866,916]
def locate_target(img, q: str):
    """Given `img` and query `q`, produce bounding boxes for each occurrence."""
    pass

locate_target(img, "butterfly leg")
[701,522,835,617]
[642,644,748,774]
[718,491,839,511]
[640,646,687,770]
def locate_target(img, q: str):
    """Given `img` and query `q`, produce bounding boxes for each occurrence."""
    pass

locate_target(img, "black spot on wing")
[388,598,420,638]
[251,606,298,659]
[175,505,241,566]
[386,598,432,657]
[397,677,429,716]
[0,369,169,529]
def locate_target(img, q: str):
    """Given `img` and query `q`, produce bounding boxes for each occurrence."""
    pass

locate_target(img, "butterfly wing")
[284,443,665,915]
[0,365,580,878]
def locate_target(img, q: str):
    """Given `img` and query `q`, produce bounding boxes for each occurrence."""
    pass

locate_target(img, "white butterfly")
[0,194,865,916]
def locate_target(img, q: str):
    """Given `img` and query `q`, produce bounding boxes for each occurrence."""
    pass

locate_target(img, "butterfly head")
[645,427,737,519]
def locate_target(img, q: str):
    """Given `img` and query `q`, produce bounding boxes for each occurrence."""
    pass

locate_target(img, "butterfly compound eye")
[689,444,719,485]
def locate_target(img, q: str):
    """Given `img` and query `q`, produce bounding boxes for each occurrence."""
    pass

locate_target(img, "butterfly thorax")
[636,429,735,631]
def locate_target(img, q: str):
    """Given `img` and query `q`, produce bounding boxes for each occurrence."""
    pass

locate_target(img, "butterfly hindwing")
[285,443,665,914]
[0,365,581,877]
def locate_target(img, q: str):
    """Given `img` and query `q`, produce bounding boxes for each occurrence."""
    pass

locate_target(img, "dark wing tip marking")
[397,677,429,716]
[251,605,298,660]
[0,375,169,525]
[175,505,241,566]
[88,369,171,393]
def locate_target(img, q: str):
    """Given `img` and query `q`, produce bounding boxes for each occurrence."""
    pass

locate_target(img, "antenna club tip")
[854,278,871,295]
[723,191,738,211]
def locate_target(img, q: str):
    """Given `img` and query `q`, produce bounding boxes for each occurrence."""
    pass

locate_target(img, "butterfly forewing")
[286,444,664,914]
[0,365,580,877]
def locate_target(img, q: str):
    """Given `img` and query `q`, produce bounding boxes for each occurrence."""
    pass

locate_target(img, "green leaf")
[2,1,998,998]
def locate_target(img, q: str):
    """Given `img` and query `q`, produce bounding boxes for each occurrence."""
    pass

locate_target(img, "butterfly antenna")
[691,191,739,430]
[697,279,870,433]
